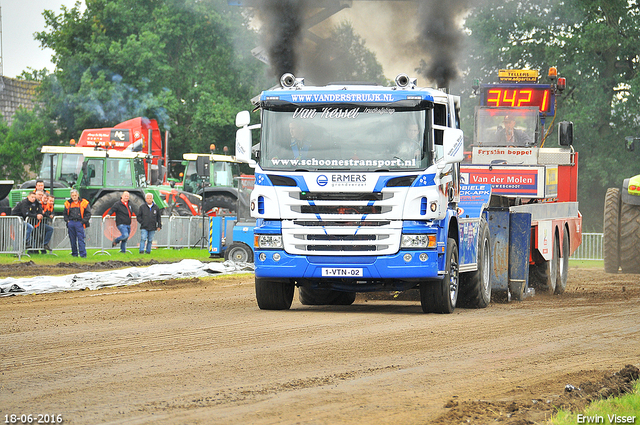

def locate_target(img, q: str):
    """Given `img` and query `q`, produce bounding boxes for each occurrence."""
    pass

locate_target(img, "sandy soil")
[0,265,639,425]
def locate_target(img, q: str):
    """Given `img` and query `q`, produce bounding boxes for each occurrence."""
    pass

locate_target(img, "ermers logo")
[332,174,366,183]
[329,174,367,187]
[316,175,328,186]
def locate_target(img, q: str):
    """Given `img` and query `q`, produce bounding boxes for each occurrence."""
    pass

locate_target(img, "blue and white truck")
[234,73,531,313]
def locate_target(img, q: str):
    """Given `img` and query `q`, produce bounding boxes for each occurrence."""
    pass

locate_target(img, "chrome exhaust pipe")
[280,73,296,88]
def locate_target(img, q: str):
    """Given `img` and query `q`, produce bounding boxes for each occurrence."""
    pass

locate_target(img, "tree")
[454,0,640,231]
[322,21,388,85]
[0,108,57,181]
[35,0,270,160]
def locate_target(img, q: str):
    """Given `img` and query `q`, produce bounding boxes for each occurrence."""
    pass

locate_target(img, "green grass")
[549,381,640,424]
[569,259,604,269]
[0,247,219,266]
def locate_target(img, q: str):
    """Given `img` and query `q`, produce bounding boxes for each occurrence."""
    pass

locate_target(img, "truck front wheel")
[420,238,459,314]
[255,277,294,310]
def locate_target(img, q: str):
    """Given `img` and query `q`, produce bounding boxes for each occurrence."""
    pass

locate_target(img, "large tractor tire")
[603,188,621,273]
[204,194,237,214]
[298,287,356,306]
[458,218,491,308]
[420,238,459,314]
[255,277,295,310]
[619,202,640,274]
[91,192,145,218]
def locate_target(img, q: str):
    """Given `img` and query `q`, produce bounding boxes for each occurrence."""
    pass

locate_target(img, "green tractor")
[180,153,242,215]
[8,146,201,217]
[603,137,640,273]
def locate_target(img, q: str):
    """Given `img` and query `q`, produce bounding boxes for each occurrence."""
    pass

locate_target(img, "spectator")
[11,191,42,249]
[137,193,162,254]
[107,191,133,253]
[35,179,47,193]
[63,189,91,258]
[36,191,55,253]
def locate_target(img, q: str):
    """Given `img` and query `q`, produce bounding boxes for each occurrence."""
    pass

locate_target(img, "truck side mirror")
[443,128,465,165]
[236,111,251,128]
[236,127,253,164]
[558,121,573,146]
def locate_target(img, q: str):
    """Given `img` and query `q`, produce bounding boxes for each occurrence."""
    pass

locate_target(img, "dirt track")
[1,266,639,424]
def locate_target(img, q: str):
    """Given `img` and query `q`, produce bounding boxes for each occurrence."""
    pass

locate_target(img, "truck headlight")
[401,234,437,249]
[255,234,283,249]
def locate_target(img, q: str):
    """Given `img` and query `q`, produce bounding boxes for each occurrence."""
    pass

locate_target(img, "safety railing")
[1,215,215,257]
[569,232,603,261]
[0,216,26,259]
[0,215,607,260]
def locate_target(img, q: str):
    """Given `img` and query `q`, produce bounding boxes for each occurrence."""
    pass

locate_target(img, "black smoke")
[416,0,471,88]
[253,0,471,88]
[257,0,311,79]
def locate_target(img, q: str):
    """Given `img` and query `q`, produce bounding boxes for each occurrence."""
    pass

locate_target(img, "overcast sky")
[1,0,83,79]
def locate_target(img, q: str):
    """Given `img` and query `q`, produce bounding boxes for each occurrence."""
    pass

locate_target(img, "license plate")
[321,268,363,277]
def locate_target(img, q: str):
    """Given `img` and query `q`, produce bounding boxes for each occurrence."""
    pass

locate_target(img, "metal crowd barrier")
[0,215,216,257]
[0,216,25,259]
[569,232,603,260]
[1,215,606,260]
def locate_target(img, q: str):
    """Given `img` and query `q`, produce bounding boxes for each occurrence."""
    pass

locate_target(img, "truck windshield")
[474,107,539,147]
[260,107,430,171]
[39,153,84,184]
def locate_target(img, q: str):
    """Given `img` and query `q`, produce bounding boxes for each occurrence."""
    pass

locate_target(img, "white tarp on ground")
[0,259,255,296]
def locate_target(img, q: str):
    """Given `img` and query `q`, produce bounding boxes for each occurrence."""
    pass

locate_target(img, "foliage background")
[3,0,640,231]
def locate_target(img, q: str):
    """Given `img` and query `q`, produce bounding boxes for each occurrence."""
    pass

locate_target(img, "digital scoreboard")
[480,84,555,115]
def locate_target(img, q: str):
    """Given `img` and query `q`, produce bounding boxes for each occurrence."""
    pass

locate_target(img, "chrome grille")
[282,220,401,256]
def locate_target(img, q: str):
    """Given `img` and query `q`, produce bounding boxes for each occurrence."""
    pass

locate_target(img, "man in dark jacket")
[11,191,43,249]
[63,189,91,258]
[107,191,133,253]
[137,193,162,254]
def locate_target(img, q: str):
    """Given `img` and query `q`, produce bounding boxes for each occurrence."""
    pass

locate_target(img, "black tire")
[459,218,491,308]
[255,277,294,310]
[619,203,640,274]
[420,238,459,314]
[224,242,253,263]
[91,192,145,218]
[204,194,237,214]
[298,287,356,306]
[603,188,621,273]
[528,232,558,296]
[555,229,569,294]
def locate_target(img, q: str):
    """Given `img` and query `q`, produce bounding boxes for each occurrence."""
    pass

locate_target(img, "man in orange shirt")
[63,189,91,258]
